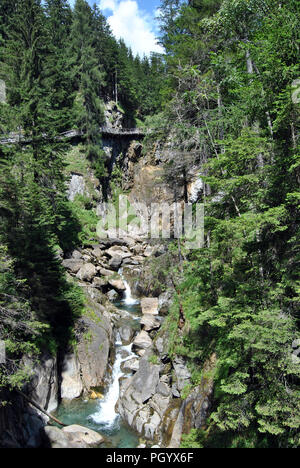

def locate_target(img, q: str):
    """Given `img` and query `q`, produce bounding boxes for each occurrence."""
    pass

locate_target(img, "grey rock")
[132,359,160,403]
[121,358,140,373]
[109,255,123,270]
[140,314,161,332]
[107,289,119,301]
[172,356,191,392]
[132,330,152,351]
[141,298,159,315]
[61,353,83,400]
[156,382,171,397]
[62,259,83,274]
[62,425,104,447]
[119,325,135,345]
[93,277,108,289]
[108,277,126,291]
[76,263,97,282]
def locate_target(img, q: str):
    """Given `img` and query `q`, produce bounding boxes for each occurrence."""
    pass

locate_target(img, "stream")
[55,275,142,448]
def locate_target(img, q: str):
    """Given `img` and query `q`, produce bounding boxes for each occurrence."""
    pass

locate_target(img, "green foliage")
[155,0,300,448]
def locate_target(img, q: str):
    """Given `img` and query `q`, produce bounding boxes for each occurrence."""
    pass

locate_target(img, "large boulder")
[42,425,104,448]
[132,330,152,351]
[62,425,104,447]
[121,358,140,373]
[119,324,135,345]
[60,354,83,400]
[141,298,159,315]
[108,255,123,271]
[131,359,160,404]
[76,263,97,282]
[62,259,83,274]
[106,246,132,259]
[108,277,126,292]
[140,314,161,332]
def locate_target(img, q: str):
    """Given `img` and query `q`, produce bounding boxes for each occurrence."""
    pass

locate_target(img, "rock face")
[60,288,113,396]
[23,354,58,415]
[60,354,83,400]
[168,354,216,448]
[68,174,85,202]
[0,354,59,448]
[76,297,113,391]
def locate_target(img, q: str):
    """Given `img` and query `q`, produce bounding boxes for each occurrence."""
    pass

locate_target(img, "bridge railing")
[0,126,146,145]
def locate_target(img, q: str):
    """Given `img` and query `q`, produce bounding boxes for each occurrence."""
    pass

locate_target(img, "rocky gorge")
[0,102,212,450]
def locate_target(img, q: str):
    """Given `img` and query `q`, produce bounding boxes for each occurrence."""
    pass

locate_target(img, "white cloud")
[99,0,164,57]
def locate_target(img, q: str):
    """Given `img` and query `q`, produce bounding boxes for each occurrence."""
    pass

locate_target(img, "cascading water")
[118,268,139,306]
[90,341,135,428]
[55,270,141,447]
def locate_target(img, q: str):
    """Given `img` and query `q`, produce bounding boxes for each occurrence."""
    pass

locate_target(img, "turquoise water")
[55,296,142,448]
[55,398,139,448]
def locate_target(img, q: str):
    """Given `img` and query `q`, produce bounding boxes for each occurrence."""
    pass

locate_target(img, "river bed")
[54,278,142,448]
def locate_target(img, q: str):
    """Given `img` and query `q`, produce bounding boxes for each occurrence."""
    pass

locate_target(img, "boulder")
[92,247,103,260]
[108,277,126,292]
[132,359,160,403]
[119,325,135,345]
[107,289,119,301]
[76,263,97,282]
[43,426,80,449]
[72,250,82,260]
[121,358,140,373]
[106,246,132,259]
[62,425,104,447]
[133,330,152,351]
[93,277,108,289]
[60,354,83,400]
[140,314,161,332]
[109,255,123,270]
[100,268,115,276]
[62,259,83,274]
[141,298,159,315]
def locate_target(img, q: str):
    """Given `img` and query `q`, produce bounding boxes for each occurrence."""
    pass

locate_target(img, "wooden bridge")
[0,126,146,145]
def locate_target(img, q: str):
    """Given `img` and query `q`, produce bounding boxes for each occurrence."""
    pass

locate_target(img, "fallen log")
[16,390,66,427]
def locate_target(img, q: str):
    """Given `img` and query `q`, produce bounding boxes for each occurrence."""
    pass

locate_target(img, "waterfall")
[118,268,139,306]
[90,341,135,429]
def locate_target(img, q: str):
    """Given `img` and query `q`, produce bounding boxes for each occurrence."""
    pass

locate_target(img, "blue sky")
[68,1,164,56]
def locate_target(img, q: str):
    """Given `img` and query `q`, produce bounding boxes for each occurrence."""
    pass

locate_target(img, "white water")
[90,341,135,428]
[90,269,140,429]
[119,268,139,306]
